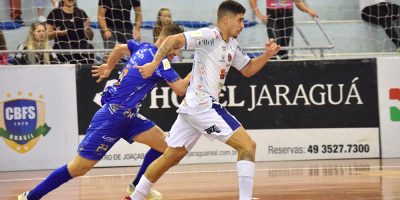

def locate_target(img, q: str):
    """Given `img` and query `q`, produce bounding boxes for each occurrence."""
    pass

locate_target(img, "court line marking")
[1,165,400,183]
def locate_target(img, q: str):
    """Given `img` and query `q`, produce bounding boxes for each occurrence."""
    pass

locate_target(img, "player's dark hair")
[159,23,184,37]
[217,0,246,20]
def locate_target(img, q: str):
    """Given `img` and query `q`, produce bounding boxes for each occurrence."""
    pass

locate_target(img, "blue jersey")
[78,40,180,160]
[101,39,180,117]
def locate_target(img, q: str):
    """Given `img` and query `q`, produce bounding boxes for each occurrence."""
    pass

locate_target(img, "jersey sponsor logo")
[389,88,400,121]
[0,92,51,153]
[101,135,117,143]
[237,45,246,56]
[204,124,221,134]
[162,59,171,70]
[188,31,203,37]
[197,38,215,46]
[220,69,226,79]
[222,46,227,52]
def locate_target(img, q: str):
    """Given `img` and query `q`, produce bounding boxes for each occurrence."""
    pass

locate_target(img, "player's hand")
[92,64,112,83]
[134,62,157,79]
[265,39,280,57]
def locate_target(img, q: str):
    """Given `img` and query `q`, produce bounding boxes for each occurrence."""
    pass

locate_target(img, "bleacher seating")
[0,21,23,30]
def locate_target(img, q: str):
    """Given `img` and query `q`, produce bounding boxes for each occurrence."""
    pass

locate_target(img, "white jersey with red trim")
[178,27,251,115]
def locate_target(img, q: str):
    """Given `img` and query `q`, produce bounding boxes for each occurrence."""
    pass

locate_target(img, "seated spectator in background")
[46,0,95,64]
[360,0,400,51]
[249,0,318,59]
[0,31,8,65]
[153,8,172,43]
[9,0,24,25]
[98,0,142,49]
[14,22,59,65]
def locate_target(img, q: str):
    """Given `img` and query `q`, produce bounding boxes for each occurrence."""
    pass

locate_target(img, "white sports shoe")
[17,191,29,200]
[126,183,163,200]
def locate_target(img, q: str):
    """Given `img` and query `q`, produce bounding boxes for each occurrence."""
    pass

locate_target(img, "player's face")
[167,47,180,61]
[227,13,245,38]
[33,24,46,42]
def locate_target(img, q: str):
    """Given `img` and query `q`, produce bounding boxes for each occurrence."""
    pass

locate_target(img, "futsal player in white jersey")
[128,1,280,200]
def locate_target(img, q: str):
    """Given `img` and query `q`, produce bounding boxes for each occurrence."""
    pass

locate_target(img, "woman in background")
[249,0,318,59]
[152,8,182,62]
[153,8,172,43]
[46,0,94,64]
[14,22,58,65]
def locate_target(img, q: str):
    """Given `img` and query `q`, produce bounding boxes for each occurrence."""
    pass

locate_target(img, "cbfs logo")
[0,92,51,153]
[389,88,400,121]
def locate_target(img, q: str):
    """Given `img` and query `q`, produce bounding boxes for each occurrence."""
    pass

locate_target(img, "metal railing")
[242,18,334,58]
[0,18,334,60]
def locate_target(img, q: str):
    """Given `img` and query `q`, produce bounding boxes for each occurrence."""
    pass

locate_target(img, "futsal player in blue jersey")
[18,24,189,200]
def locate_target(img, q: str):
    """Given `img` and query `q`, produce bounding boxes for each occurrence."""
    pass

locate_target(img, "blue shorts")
[78,106,155,160]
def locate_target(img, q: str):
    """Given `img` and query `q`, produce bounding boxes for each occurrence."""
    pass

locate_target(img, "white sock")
[130,176,153,200]
[236,160,255,200]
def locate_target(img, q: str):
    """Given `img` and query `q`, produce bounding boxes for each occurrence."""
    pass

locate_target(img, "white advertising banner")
[377,57,400,158]
[0,65,79,171]
[93,127,379,167]
[252,128,379,160]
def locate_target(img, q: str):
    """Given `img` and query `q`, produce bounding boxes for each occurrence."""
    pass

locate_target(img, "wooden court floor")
[1,158,400,200]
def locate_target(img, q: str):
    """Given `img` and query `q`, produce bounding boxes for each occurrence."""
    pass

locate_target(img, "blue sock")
[132,148,162,186]
[28,164,72,200]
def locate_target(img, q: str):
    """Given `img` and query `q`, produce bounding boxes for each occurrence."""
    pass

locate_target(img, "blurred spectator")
[46,0,95,64]
[249,0,318,59]
[51,0,60,8]
[10,0,24,25]
[0,31,8,65]
[152,8,182,62]
[14,22,59,65]
[36,0,47,22]
[153,8,172,43]
[36,0,60,22]
[360,0,400,51]
[98,0,142,49]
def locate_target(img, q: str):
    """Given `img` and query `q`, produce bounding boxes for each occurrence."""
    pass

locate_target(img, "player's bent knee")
[236,140,256,161]
[163,148,187,166]
[69,164,92,177]
[250,139,257,152]
[67,161,94,177]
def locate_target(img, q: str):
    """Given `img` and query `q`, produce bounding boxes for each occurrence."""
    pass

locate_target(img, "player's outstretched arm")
[135,33,186,79]
[240,39,280,78]
[167,72,192,96]
[92,44,130,83]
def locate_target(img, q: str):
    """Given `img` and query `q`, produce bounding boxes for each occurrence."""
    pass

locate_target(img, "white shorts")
[167,103,242,151]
